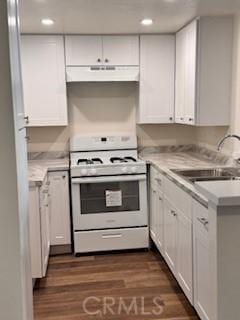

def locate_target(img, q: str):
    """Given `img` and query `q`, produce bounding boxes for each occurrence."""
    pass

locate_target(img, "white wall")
[27,82,197,152]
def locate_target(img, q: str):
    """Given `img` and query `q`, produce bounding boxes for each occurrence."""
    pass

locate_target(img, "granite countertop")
[28,159,69,187]
[195,180,240,207]
[140,147,234,207]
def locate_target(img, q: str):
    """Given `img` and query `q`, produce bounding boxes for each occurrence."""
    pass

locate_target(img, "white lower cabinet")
[150,167,193,305]
[29,177,50,278]
[176,209,193,303]
[150,167,164,255]
[193,200,211,320]
[163,199,177,273]
[49,171,71,246]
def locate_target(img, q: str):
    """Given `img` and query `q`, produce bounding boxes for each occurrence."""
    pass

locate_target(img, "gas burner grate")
[77,158,103,165]
[110,157,137,163]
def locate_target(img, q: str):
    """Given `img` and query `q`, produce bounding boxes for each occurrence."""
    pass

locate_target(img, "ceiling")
[20,0,240,34]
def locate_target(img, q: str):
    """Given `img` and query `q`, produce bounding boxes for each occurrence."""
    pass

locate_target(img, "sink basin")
[171,168,240,183]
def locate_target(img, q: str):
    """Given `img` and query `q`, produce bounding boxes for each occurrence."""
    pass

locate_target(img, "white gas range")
[70,134,149,254]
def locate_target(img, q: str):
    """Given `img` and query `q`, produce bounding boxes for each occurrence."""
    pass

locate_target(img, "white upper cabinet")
[21,35,68,127]
[102,36,139,66]
[138,35,175,124]
[65,35,139,66]
[175,17,233,126]
[65,36,103,66]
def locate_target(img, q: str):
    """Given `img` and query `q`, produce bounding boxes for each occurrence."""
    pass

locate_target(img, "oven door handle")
[71,175,146,184]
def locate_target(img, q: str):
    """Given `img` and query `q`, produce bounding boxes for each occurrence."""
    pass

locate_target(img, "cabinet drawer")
[150,166,164,192]
[164,177,192,220]
[74,228,149,253]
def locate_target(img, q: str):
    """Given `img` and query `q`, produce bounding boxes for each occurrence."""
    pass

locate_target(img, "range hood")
[66,66,139,82]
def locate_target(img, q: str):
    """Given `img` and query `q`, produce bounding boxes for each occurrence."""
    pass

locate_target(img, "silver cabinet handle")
[24,116,29,124]
[171,210,177,217]
[197,217,209,227]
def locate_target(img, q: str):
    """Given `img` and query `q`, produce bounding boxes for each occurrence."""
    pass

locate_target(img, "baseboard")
[50,244,72,256]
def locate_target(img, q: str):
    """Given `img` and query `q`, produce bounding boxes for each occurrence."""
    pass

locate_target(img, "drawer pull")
[171,210,177,217]
[102,234,122,239]
[197,217,209,227]
[159,197,163,201]
[155,178,162,185]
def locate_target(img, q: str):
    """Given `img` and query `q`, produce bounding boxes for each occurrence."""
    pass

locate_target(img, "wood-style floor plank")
[33,250,200,320]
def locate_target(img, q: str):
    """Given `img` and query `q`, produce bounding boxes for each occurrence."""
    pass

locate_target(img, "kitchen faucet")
[217,134,240,151]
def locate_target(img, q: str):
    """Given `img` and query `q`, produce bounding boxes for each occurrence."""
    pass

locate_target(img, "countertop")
[140,149,232,207]
[28,159,69,187]
[195,180,240,207]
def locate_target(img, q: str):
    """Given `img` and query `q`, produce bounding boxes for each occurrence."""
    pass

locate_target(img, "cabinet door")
[28,187,42,278]
[150,186,158,243]
[139,35,175,123]
[65,35,103,66]
[184,20,197,125]
[175,29,186,124]
[164,199,177,273]
[175,20,197,125]
[102,36,139,66]
[177,211,193,303]
[40,188,50,277]
[21,35,68,126]
[156,191,164,255]
[49,171,71,246]
[193,201,211,320]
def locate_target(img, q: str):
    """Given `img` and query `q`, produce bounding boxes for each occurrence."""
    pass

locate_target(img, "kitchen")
[2,1,240,320]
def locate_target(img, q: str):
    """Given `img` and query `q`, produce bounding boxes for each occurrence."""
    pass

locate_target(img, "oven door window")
[80,181,140,214]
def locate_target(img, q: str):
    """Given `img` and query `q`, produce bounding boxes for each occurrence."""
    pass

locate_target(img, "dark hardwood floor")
[34,249,200,319]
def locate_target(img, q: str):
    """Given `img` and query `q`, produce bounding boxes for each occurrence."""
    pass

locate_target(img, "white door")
[21,35,68,126]
[102,36,139,66]
[175,29,186,124]
[184,20,198,125]
[65,35,103,66]
[193,201,211,320]
[139,35,175,123]
[49,171,71,246]
[164,199,177,273]
[177,211,193,303]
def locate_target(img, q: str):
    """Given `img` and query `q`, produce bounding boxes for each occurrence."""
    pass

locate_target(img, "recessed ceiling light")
[41,18,54,26]
[141,19,153,26]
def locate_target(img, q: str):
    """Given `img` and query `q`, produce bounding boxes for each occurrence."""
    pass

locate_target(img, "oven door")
[71,175,148,230]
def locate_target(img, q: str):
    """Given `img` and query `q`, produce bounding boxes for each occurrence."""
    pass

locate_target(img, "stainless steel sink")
[171,168,240,183]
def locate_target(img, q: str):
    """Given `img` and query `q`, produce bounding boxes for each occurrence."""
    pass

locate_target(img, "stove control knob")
[90,168,97,176]
[122,167,128,173]
[131,167,137,173]
[81,169,88,176]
